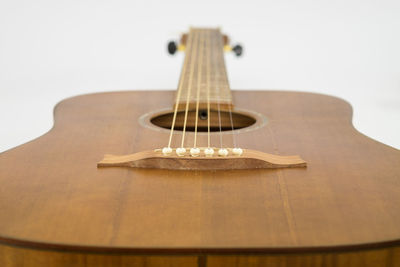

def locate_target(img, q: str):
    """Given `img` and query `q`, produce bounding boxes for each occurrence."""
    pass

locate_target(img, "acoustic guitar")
[0,28,399,267]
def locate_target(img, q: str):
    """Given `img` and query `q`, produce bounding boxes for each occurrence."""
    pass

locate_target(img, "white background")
[0,0,399,152]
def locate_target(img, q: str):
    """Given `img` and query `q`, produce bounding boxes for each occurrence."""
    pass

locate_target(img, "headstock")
[167,31,243,57]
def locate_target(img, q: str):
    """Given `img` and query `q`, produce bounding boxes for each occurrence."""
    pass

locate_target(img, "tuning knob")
[167,41,177,55]
[232,44,243,57]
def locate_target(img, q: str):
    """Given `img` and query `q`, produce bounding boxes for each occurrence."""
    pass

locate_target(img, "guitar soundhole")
[150,110,256,132]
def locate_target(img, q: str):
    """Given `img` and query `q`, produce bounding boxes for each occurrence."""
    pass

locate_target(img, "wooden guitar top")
[0,90,399,256]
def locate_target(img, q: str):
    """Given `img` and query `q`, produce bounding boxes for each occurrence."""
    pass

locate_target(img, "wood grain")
[1,243,400,267]
[97,149,307,170]
[0,243,198,267]
[0,90,400,266]
[206,246,400,267]
[175,28,233,110]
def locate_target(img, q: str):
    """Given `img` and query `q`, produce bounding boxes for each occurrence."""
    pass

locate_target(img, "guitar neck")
[175,28,233,111]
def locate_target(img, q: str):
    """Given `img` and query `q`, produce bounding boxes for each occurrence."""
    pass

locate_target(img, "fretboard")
[175,28,233,111]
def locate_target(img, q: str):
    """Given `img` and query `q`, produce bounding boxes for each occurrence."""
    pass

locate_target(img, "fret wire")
[176,29,232,108]
[168,29,234,153]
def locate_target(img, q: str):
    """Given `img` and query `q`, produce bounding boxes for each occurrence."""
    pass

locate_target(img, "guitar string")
[214,30,223,149]
[227,103,237,148]
[167,29,195,148]
[193,30,204,148]
[180,29,199,148]
[206,31,211,148]
[218,35,237,149]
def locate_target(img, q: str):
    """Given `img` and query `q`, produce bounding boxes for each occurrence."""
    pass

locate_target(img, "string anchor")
[190,147,201,157]
[98,148,307,170]
[176,147,186,156]
[218,148,229,157]
[204,147,214,157]
[162,147,173,156]
[232,148,243,156]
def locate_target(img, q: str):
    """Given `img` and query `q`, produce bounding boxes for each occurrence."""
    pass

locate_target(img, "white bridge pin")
[190,147,200,157]
[232,147,243,156]
[176,147,186,156]
[218,148,229,157]
[162,147,173,155]
[204,148,214,157]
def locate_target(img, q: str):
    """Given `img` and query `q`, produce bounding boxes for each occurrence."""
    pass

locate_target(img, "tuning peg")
[167,41,177,55]
[167,40,186,55]
[232,44,243,57]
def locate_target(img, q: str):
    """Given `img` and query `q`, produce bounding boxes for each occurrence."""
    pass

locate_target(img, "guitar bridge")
[97,148,307,170]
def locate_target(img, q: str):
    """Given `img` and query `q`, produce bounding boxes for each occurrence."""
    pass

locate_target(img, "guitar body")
[0,90,399,267]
